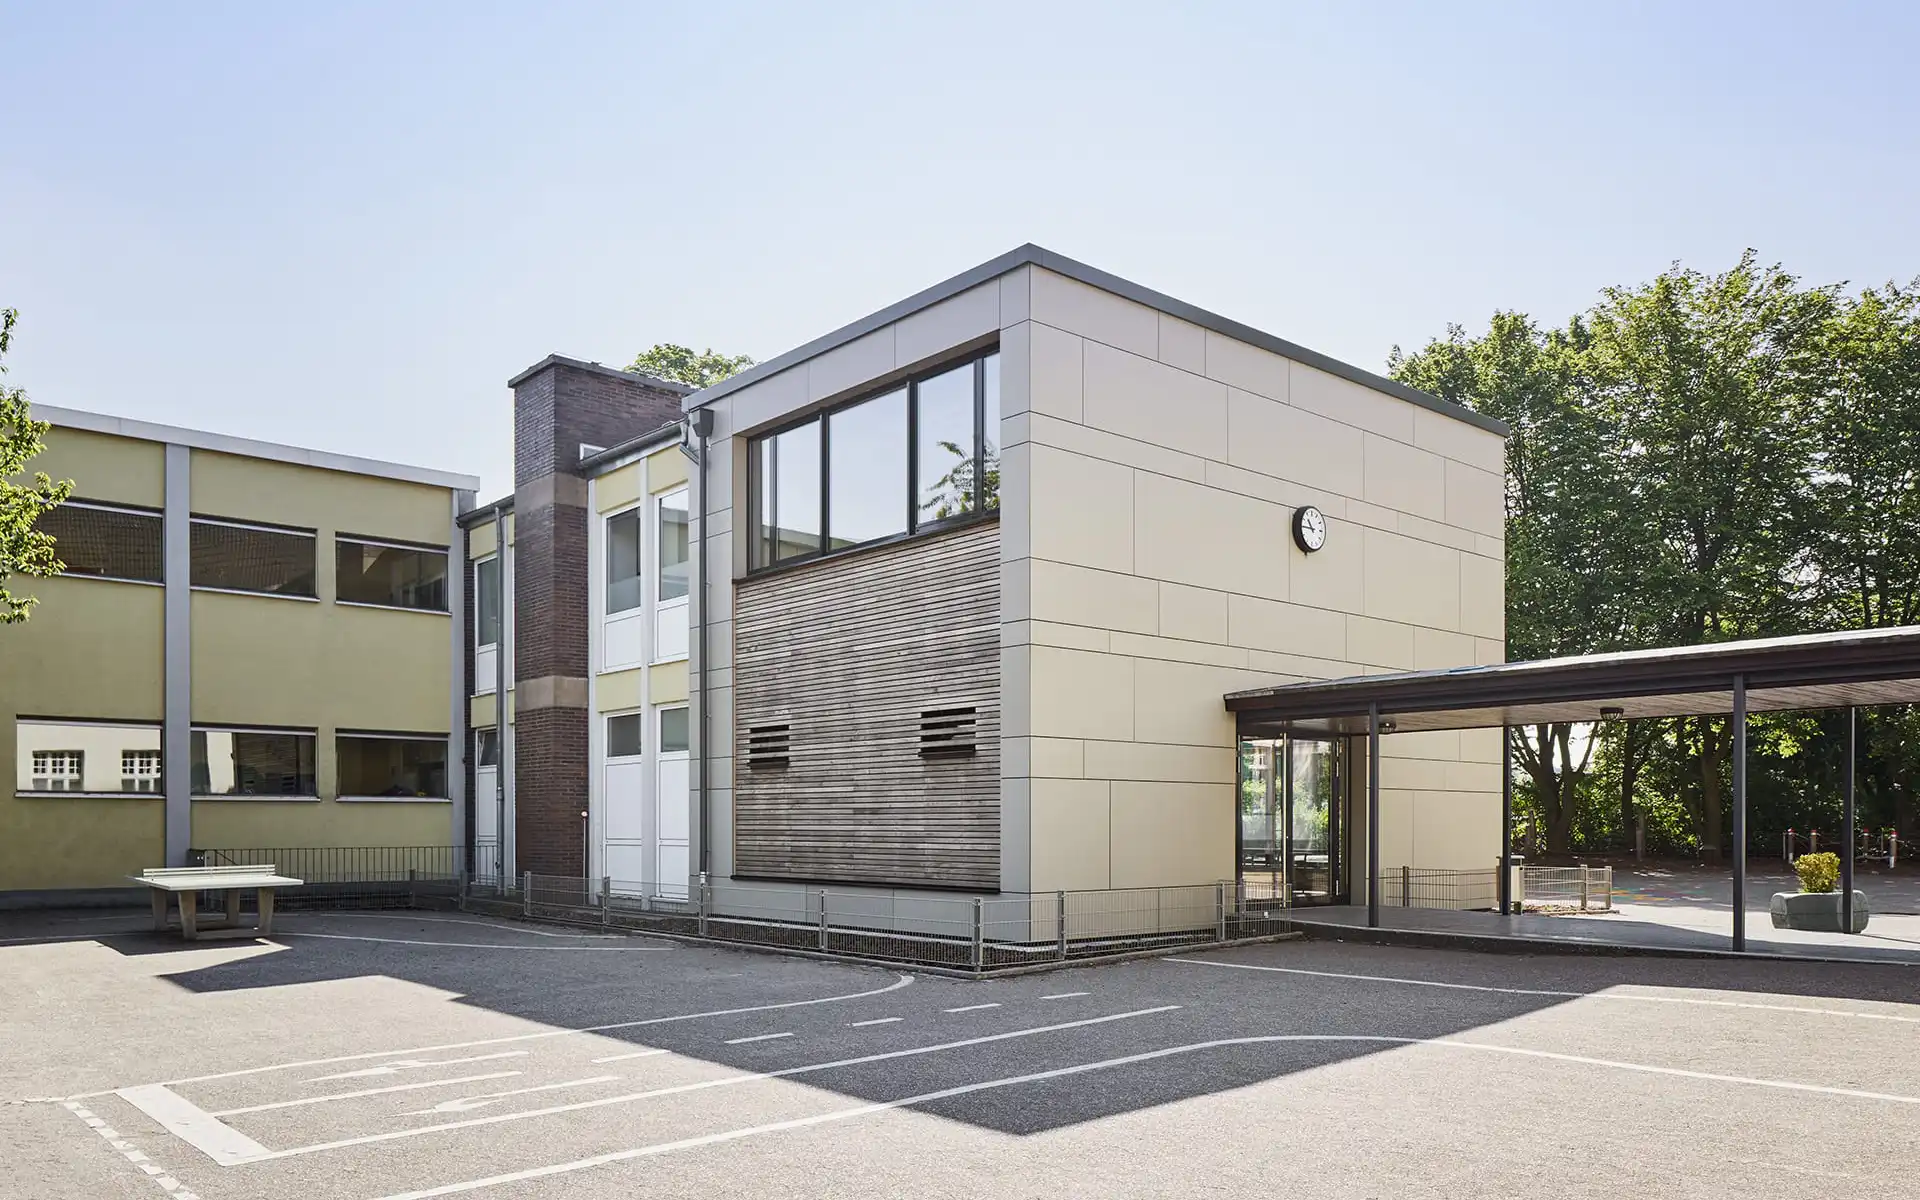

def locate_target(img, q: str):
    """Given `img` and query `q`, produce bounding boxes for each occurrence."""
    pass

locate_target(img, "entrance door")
[1237,733,1346,907]
[1288,736,1341,905]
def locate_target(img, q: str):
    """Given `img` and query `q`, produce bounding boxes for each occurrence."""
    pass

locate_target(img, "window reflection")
[476,557,502,646]
[336,539,447,611]
[916,365,975,522]
[191,519,316,597]
[658,490,690,602]
[39,502,164,583]
[607,509,643,613]
[336,734,446,798]
[15,721,162,795]
[828,389,907,548]
[191,729,317,796]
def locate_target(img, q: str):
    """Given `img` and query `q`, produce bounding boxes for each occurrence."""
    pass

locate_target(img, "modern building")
[474,246,1511,916]
[1,407,477,895]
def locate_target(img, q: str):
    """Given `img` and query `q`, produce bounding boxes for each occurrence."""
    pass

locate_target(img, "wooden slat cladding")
[733,520,1000,889]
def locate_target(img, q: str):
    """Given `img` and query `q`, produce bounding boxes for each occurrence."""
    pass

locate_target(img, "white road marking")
[116,1085,272,1168]
[591,1049,668,1064]
[1166,956,1920,1023]
[105,974,913,1093]
[1040,992,1089,1000]
[943,1003,1001,1013]
[309,1051,529,1082]
[64,1100,200,1200]
[368,1032,1920,1199]
[210,1072,523,1116]
[284,913,623,939]
[406,1076,619,1115]
[724,1032,793,1045]
[277,932,641,951]
[848,1017,902,1027]
[239,1005,1180,1163]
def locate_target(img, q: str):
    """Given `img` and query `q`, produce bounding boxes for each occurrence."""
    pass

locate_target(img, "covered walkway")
[1226,625,1920,954]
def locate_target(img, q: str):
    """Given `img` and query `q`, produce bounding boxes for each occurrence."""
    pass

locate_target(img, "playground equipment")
[1782,827,1898,868]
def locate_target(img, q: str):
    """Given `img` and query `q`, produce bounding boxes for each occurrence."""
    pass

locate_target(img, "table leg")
[258,888,276,937]
[151,889,170,932]
[179,890,199,941]
[225,887,242,925]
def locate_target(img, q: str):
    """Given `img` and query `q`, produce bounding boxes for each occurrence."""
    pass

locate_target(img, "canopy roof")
[1226,626,1920,735]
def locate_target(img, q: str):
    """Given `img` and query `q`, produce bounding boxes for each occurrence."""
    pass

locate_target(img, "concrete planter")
[1769,890,1870,933]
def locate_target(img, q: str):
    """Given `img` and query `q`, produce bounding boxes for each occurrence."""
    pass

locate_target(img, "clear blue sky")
[6,1,1916,498]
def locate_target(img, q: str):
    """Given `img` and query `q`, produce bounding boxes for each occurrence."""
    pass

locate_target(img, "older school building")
[5,246,1509,909]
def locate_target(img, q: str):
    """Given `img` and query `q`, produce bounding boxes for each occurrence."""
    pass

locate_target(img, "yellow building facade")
[1,408,476,894]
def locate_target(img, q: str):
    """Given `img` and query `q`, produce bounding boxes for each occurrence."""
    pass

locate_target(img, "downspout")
[493,501,509,883]
[681,409,715,877]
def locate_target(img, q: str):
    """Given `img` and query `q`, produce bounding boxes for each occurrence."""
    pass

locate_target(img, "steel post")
[1367,704,1382,928]
[1843,707,1856,935]
[1731,675,1748,952]
[1498,727,1512,914]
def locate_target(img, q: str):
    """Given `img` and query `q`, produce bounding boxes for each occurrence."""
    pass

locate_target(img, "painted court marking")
[210,1072,522,1116]
[276,932,643,952]
[1165,956,1920,1023]
[406,1076,619,1115]
[116,1085,272,1168]
[284,913,624,940]
[942,1003,1001,1013]
[848,1017,902,1027]
[1040,992,1089,1000]
[63,1099,200,1200]
[369,1033,1920,1199]
[95,973,913,1094]
[592,1049,668,1064]
[224,1005,1181,1164]
[724,1032,793,1045]
[310,1052,530,1083]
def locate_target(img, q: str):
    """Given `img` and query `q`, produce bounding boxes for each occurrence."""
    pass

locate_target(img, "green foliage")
[1794,852,1840,894]
[0,308,75,625]
[627,344,755,391]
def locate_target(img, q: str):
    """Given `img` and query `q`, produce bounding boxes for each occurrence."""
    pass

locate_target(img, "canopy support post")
[1843,706,1857,935]
[1367,703,1382,928]
[1731,675,1748,953]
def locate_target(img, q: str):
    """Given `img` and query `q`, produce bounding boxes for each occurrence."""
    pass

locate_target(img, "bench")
[129,865,305,941]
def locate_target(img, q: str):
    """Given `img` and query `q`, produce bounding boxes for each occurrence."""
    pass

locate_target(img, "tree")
[0,309,74,625]
[627,344,755,390]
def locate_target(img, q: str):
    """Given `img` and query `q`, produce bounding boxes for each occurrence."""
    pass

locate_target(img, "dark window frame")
[746,346,999,574]
[40,499,166,585]
[334,533,450,614]
[189,725,319,798]
[334,730,450,799]
[475,555,503,647]
[188,514,319,599]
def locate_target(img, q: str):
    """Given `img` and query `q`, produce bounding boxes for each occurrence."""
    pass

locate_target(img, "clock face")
[1293,505,1327,553]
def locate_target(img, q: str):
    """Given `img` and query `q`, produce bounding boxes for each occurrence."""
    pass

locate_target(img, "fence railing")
[1383,866,1498,911]
[1519,865,1612,912]
[190,846,460,909]
[469,872,1294,973]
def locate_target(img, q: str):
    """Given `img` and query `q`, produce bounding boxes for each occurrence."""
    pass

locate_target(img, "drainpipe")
[493,501,509,885]
[680,409,715,878]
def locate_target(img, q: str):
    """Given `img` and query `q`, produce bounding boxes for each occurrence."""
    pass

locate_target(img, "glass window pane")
[915,364,977,523]
[607,714,643,758]
[476,557,502,646]
[336,540,447,611]
[336,735,447,798]
[191,729,317,796]
[981,353,1000,511]
[750,435,772,568]
[761,420,821,563]
[16,721,161,794]
[37,502,164,583]
[658,491,689,602]
[606,509,643,613]
[475,728,499,767]
[191,520,316,596]
[827,389,906,549]
[659,707,689,754]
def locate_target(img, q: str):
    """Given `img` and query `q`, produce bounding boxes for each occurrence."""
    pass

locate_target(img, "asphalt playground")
[4,908,1919,1199]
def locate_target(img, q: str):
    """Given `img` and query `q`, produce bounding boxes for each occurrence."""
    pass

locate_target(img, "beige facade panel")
[25,428,165,508]
[191,799,452,849]
[192,450,451,546]
[1289,361,1416,443]
[1362,432,1447,517]
[647,445,688,493]
[1345,615,1417,671]
[1444,459,1506,538]
[1081,341,1228,462]
[0,796,163,890]
[1029,268,1158,358]
[597,667,643,713]
[1134,471,1289,600]
[894,282,999,369]
[468,521,498,560]
[1226,594,1345,660]
[1361,526,1461,630]
[1027,559,1158,638]
[0,578,164,722]
[1108,781,1233,888]
[1026,444,1134,575]
[1157,313,1206,374]
[1224,388,1362,499]
[1025,321,1085,423]
[469,692,497,728]
[1414,405,1508,475]
[1157,581,1228,645]
[596,463,642,514]
[1203,330,1291,402]
[648,660,689,706]
[1027,778,1111,892]
[1460,552,1507,640]
[1027,644,1134,741]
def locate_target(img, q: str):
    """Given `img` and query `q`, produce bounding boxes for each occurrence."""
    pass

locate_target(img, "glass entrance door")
[1237,733,1345,907]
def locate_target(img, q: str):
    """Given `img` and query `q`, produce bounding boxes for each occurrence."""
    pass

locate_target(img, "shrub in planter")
[1794,852,1840,894]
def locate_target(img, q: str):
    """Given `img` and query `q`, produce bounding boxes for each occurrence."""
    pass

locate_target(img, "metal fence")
[1382,866,1499,911]
[1519,865,1612,912]
[465,873,1294,973]
[190,846,460,910]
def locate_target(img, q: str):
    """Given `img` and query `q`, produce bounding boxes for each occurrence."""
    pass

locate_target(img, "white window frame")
[651,487,691,664]
[605,711,646,762]
[601,501,647,672]
[474,554,503,650]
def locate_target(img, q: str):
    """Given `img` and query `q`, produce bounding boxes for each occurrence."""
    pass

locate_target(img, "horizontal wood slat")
[732,521,1000,889]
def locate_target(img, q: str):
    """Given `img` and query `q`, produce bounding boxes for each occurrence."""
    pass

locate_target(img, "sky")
[5,1,1918,499]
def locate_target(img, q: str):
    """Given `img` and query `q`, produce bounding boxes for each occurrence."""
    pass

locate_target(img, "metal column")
[1842,707,1856,935]
[1731,675,1748,952]
[1498,727,1512,915]
[1367,703,1382,928]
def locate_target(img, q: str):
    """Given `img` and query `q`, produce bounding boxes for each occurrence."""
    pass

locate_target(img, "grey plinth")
[1769,890,1870,933]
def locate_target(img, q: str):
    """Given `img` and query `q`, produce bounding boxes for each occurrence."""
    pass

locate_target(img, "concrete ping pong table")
[130,865,305,941]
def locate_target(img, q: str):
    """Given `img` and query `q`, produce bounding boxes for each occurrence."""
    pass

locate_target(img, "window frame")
[745,346,999,574]
[40,499,166,586]
[474,554,503,650]
[605,504,646,617]
[190,724,320,801]
[333,730,452,803]
[333,533,451,615]
[605,711,645,762]
[188,514,320,601]
[654,486,691,610]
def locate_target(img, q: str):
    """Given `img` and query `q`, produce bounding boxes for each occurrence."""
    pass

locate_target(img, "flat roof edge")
[34,404,480,492]
[682,244,1509,439]
[508,353,697,394]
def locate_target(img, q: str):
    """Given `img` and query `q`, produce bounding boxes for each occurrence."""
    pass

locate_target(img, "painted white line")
[591,1049,668,1064]
[309,1051,529,1082]
[369,1032,1920,1199]
[115,974,913,1092]
[405,1076,619,1115]
[242,1005,1180,1163]
[116,1085,271,1168]
[64,1100,201,1200]
[284,913,623,939]
[210,1072,522,1116]
[278,932,640,951]
[724,1032,793,1045]
[1165,956,1920,1024]
[943,1003,1002,1013]
[1040,992,1089,1000]
[848,1017,902,1027]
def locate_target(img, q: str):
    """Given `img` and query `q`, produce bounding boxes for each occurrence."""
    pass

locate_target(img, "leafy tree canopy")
[627,344,755,391]
[0,308,74,624]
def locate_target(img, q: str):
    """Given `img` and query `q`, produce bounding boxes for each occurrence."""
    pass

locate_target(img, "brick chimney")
[507,356,688,878]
